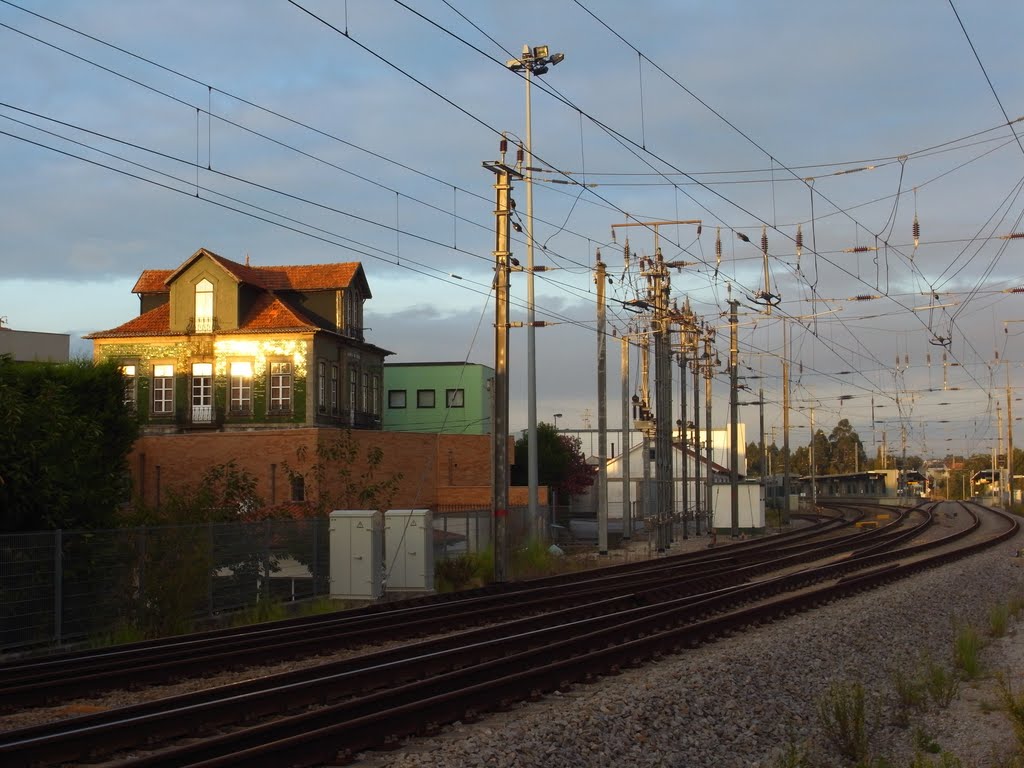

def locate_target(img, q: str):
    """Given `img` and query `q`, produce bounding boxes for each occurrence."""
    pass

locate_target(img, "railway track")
[1,500,1014,768]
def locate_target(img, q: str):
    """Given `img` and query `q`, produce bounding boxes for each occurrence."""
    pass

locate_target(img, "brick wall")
[128,428,530,510]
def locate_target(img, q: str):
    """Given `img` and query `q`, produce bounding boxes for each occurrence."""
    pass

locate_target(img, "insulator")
[715,228,722,264]
[499,138,508,153]
[912,214,920,248]
[904,353,909,365]
[516,148,524,163]
[696,223,702,237]
[795,224,803,258]
[926,353,931,365]
[761,225,768,255]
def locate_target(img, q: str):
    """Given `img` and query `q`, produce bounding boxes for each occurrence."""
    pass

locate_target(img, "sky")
[2,0,1024,461]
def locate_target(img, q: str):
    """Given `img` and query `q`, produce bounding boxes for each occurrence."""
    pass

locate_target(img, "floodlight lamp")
[506,59,524,71]
[549,52,565,65]
[533,65,549,75]
[533,45,549,59]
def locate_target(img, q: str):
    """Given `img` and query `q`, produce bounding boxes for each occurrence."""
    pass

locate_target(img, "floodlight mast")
[506,44,564,541]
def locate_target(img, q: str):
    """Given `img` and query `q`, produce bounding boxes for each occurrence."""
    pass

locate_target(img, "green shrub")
[990,603,1010,638]
[891,666,926,726]
[817,681,872,762]
[923,656,960,709]
[435,551,493,592]
[999,675,1024,754]
[953,624,983,678]
[231,597,286,627]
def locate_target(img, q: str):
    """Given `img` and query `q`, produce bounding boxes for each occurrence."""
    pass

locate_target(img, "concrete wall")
[383,362,493,435]
[0,328,70,362]
[128,427,519,510]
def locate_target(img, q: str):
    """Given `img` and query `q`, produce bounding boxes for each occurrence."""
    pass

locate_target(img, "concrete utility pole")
[782,318,791,521]
[484,141,523,583]
[1008,364,1015,506]
[621,331,632,539]
[729,297,740,538]
[640,329,652,541]
[652,250,674,551]
[693,327,702,537]
[704,327,714,535]
[506,44,565,542]
[612,218,700,549]
[810,405,818,509]
[596,256,609,555]
[678,343,688,539]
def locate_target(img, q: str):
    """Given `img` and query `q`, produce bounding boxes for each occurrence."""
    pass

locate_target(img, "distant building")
[0,322,70,362]
[383,362,493,435]
[85,247,391,433]
[79,247,510,512]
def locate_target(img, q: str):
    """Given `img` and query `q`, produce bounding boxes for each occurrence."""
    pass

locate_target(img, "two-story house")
[86,247,391,432]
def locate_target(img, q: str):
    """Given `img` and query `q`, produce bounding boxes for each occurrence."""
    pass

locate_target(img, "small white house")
[601,424,747,525]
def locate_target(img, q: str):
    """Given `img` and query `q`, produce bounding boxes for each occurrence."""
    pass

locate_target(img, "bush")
[999,675,1024,754]
[817,681,873,762]
[923,656,960,709]
[989,603,1010,638]
[953,624,983,678]
[891,666,926,727]
[435,551,492,592]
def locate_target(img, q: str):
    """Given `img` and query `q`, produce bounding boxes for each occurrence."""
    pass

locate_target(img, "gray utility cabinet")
[329,510,383,600]
[384,509,435,592]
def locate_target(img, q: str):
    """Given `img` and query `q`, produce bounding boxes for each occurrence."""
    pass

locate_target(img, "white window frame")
[152,364,175,415]
[194,278,214,333]
[229,361,253,414]
[270,361,293,413]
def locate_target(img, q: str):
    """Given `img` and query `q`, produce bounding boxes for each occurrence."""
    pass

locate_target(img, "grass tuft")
[817,680,872,762]
[953,624,983,679]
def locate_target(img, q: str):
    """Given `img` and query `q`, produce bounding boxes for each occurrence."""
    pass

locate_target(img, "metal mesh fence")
[2,510,541,651]
[0,519,330,652]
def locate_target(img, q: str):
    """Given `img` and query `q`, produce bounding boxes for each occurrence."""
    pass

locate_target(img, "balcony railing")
[192,404,213,423]
[194,316,214,333]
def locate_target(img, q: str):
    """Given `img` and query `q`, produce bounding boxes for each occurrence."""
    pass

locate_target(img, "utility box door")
[329,510,382,600]
[384,509,435,592]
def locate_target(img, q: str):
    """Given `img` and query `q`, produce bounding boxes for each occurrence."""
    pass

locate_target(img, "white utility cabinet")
[384,509,435,592]
[329,510,383,600]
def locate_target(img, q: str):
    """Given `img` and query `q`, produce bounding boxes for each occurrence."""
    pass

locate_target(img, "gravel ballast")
[365,533,1024,767]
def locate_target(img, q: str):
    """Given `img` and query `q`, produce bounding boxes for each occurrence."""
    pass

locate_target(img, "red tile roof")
[135,249,363,294]
[85,295,321,339]
[132,270,173,294]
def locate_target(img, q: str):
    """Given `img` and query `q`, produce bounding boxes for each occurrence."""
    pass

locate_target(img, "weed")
[89,620,148,648]
[990,603,1010,638]
[913,726,942,754]
[769,739,811,768]
[907,752,964,768]
[1008,593,1024,620]
[817,680,873,762]
[230,597,286,627]
[923,656,960,708]
[953,624,983,679]
[998,674,1024,753]
[435,550,493,592]
[891,666,926,726]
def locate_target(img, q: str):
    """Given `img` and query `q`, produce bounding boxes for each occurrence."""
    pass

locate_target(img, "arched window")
[195,279,214,332]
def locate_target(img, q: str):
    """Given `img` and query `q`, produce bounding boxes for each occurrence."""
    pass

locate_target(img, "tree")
[810,429,831,476]
[0,356,138,532]
[282,431,404,517]
[746,441,763,477]
[511,422,595,499]
[828,419,867,474]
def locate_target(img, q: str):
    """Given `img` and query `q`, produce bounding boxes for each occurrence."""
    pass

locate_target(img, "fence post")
[312,520,319,598]
[208,522,215,617]
[53,529,62,645]
[263,519,271,603]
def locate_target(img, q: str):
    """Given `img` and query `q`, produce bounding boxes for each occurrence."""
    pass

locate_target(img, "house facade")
[383,362,493,435]
[86,247,391,433]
